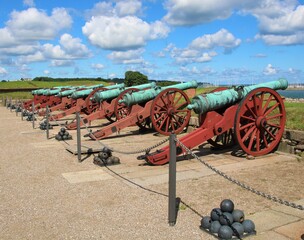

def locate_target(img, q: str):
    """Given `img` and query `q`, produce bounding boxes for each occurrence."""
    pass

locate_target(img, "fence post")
[168,132,177,226]
[21,102,24,121]
[32,101,35,129]
[10,97,12,112]
[76,112,81,162]
[46,106,50,139]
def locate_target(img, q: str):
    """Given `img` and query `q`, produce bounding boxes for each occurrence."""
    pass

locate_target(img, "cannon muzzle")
[187,78,288,114]
[120,80,198,106]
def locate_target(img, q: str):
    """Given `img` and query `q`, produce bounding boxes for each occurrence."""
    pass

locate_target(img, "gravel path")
[0,106,303,240]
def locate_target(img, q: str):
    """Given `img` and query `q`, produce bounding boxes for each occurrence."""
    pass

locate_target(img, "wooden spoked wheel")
[150,88,191,135]
[234,87,286,156]
[114,88,139,120]
[84,87,108,114]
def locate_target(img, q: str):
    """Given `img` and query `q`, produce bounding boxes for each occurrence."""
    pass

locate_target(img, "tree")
[124,71,148,87]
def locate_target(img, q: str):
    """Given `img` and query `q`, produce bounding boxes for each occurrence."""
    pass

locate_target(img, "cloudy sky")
[0,0,303,84]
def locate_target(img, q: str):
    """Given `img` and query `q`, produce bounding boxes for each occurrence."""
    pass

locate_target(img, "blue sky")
[0,0,303,85]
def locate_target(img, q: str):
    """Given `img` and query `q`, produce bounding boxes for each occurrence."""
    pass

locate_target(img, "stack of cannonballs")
[55,127,72,141]
[22,110,29,117]
[16,105,22,112]
[26,112,36,121]
[39,120,53,130]
[93,147,120,166]
[200,199,256,239]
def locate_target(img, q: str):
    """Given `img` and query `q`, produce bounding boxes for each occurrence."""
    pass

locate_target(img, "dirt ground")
[0,106,303,240]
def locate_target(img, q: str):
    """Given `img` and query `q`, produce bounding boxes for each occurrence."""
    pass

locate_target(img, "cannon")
[37,84,104,115]
[65,82,156,130]
[23,86,70,110]
[140,79,288,165]
[85,80,198,140]
[49,83,124,121]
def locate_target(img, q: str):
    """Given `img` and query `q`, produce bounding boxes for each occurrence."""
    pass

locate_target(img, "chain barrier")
[79,115,170,155]
[175,138,304,211]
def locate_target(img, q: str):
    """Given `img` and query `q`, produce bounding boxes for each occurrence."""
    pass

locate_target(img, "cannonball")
[62,135,68,140]
[231,222,244,237]
[232,209,245,223]
[210,220,221,234]
[218,225,233,240]
[111,156,120,164]
[60,127,66,133]
[200,216,212,230]
[242,219,255,233]
[219,212,233,226]
[220,199,234,213]
[210,208,222,221]
[64,131,69,136]
[98,151,109,160]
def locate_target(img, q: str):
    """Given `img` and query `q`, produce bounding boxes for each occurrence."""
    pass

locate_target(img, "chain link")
[79,115,169,154]
[175,138,304,211]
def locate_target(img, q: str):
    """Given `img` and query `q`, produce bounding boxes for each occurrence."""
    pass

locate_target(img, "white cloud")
[82,16,169,50]
[16,34,90,63]
[59,34,91,58]
[167,29,239,64]
[244,1,304,45]
[7,8,72,41]
[115,0,142,17]
[44,70,50,75]
[50,60,74,67]
[0,67,8,75]
[107,49,145,64]
[86,0,142,19]
[190,29,241,53]
[263,64,277,75]
[91,63,105,70]
[83,16,169,51]
[23,0,35,7]
[164,0,244,26]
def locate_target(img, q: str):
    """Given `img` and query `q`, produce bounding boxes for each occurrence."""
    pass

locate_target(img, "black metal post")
[10,97,12,112]
[21,102,24,121]
[5,97,7,108]
[46,106,50,139]
[76,112,81,162]
[32,101,35,129]
[168,132,177,226]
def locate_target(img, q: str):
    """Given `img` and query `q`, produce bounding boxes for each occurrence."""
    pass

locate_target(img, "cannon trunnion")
[143,79,288,165]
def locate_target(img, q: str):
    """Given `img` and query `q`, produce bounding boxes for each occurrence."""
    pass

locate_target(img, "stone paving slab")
[249,231,290,240]
[274,220,304,240]
[271,199,304,219]
[62,169,114,184]
[248,210,300,233]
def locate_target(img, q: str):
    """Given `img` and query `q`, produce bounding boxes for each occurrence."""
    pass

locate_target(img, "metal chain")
[175,138,304,211]
[79,115,169,154]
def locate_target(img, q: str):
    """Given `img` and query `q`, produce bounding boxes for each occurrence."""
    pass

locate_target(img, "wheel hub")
[256,116,267,128]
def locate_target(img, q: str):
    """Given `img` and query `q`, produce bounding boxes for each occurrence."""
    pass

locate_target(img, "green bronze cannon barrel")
[42,86,74,96]
[93,82,156,102]
[32,86,66,95]
[120,80,198,107]
[187,78,288,114]
[70,83,124,99]
[55,86,86,97]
